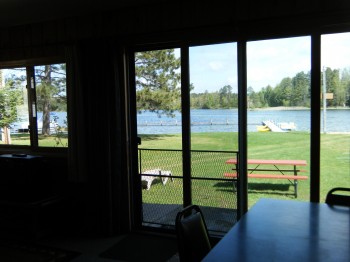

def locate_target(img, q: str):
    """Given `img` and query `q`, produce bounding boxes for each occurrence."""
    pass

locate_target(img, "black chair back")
[175,205,212,262]
[326,187,350,207]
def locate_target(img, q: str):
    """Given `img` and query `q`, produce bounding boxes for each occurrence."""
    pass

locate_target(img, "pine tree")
[135,49,181,117]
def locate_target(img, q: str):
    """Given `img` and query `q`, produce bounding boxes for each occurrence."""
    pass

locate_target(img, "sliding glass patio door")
[189,43,238,234]
[320,32,350,200]
[133,43,239,235]
[134,48,184,230]
[246,36,311,207]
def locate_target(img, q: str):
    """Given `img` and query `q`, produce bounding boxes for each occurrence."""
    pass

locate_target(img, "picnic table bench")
[141,169,173,190]
[224,159,308,198]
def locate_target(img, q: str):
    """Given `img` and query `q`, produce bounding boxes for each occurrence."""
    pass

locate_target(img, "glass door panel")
[189,43,238,235]
[247,36,311,207]
[135,48,183,228]
[320,32,350,201]
[35,64,68,147]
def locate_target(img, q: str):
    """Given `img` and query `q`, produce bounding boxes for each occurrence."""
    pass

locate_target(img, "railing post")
[181,46,192,207]
[139,148,142,174]
[310,33,321,203]
[237,40,248,219]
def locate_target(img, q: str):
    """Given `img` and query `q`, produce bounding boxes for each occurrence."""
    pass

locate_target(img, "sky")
[186,32,350,93]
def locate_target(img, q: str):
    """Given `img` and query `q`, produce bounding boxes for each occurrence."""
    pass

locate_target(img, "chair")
[175,205,211,262]
[325,187,350,207]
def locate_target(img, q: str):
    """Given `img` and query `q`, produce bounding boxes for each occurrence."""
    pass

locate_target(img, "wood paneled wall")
[0,0,350,61]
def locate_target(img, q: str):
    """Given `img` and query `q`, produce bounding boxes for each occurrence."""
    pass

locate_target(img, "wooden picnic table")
[224,158,308,197]
[226,158,307,167]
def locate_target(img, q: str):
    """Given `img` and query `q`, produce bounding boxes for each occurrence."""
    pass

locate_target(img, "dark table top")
[203,199,350,262]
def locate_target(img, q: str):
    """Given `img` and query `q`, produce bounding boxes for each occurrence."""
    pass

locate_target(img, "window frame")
[0,57,68,154]
[127,26,350,228]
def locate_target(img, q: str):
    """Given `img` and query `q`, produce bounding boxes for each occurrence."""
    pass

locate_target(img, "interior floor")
[35,233,180,262]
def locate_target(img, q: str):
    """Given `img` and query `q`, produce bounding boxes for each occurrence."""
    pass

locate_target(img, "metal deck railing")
[138,148,238,235]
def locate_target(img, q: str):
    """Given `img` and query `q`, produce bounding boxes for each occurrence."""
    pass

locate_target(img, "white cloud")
[189,43,237,93]
[209,61,224,71]
[247,36,311,90]
[322,32,350,69]
[187,32,350,93]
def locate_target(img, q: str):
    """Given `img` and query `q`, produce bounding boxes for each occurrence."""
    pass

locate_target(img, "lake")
[137,109,350,134]
[11,111,67,133]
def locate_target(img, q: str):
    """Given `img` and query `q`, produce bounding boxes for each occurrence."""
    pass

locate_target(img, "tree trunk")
[42,65,52,135]
[2,126,11,144]
[42,100,51,135]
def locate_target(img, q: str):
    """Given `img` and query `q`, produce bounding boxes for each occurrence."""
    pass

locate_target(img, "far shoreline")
[190,106,350,111]
[249,106,308,111]
[249,106,350,111]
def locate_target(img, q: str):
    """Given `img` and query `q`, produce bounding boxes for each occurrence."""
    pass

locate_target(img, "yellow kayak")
[256,125,270,132]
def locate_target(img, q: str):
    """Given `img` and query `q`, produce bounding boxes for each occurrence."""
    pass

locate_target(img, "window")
[320,32,350,199]
[134,44,239,235]
[246,36,311,206]
[0,63,68,148]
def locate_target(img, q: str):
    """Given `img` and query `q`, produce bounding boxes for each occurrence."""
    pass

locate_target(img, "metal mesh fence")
[139,148,238,235]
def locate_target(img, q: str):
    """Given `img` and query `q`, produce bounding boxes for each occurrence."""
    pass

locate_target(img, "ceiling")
[0,0,159,28]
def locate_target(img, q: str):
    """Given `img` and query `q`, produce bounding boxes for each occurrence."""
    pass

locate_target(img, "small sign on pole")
[320,93,334,99]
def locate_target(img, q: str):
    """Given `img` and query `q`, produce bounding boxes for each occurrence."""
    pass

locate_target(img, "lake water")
[137,109,350,134]
[11,111,67,132]
[10,109,349,134]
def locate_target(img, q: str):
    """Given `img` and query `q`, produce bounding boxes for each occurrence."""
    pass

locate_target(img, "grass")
[2,131,349,208]
[0,133,68,147]
[139,131,350,208]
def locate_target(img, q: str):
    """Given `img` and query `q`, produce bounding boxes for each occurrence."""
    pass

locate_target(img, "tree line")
[190,68,350,109]
[135,49,350,116]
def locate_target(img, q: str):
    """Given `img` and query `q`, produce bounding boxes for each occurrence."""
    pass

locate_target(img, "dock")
[262,120,286,132]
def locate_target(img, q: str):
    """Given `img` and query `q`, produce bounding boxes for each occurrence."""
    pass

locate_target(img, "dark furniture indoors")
[325,187,350,207]
[175,205,212,262]
[0,154,66,239]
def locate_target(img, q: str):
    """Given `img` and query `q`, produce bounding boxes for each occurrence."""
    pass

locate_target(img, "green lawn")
[139,132,350,208]
[3,131,349,208]
[0,133,68,147]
